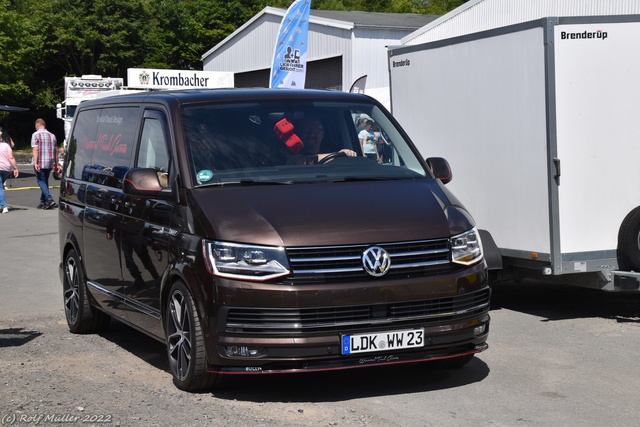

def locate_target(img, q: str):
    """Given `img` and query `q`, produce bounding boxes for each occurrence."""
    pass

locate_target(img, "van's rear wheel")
[63,249,110,333]
[165,280,220,391]
[617,206,640,271]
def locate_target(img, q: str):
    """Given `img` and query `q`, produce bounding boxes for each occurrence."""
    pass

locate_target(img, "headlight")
[203,240,290,281]
[451,228,483,266]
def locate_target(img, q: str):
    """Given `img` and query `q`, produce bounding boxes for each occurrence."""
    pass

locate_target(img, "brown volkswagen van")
[58,88,490,391]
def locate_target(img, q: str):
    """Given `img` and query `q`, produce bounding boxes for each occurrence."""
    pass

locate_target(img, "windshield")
[182,100,427,186]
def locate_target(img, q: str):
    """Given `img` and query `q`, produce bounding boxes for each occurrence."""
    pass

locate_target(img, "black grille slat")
[226,288,490,334]
[286,239,455,284]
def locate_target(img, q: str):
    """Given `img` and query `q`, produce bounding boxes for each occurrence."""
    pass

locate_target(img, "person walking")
[0,126,16,190]
[0,126,16,148]
[31,118,59,209]
[0,133,19,213]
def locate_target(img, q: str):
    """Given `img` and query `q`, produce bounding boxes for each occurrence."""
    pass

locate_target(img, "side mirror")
[123,168,170,198]
[426,157,452,185]
[56,103,63,120]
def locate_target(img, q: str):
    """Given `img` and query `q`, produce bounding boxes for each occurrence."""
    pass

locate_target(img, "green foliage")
[0,0,466,134]
[37,0,150,78]
[276,0,466,13]
[144,0,263,70]
[0,0,41,106]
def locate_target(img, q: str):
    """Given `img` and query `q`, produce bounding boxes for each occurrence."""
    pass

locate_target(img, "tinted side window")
[66,108,100,180]
[91,107,141,187]
[66,106,141,187]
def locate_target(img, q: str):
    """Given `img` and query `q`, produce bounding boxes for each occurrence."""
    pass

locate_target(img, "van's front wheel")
[165,280,219,391]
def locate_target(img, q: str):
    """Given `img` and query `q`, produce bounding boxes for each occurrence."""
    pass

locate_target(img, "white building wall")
[351,29,410,107]
[203,14,354,75]
[403,0,640,45]
[203,15,282,73]
[202,8,432,109]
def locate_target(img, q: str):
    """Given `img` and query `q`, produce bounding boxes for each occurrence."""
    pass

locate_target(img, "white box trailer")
[388,15,640,291]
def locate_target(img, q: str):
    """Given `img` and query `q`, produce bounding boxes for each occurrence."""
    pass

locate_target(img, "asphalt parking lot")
[0,166,61,319]
[1,166,640,426]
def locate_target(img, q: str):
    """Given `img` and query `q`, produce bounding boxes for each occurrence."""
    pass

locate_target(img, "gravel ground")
[0,187,394,427]
[3,283,640,427]
[0,313,396,427]
[4,194,640,427]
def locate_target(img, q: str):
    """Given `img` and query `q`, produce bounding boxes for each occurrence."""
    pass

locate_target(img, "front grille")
[225,287,490,334]
[285,239,459,284]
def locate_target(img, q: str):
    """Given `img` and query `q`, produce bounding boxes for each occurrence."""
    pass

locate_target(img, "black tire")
[165,280,221,391]
[617,206,640,271]
[63,249,110,333]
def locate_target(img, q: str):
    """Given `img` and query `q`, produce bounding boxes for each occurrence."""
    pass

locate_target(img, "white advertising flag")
[269,0,311,89]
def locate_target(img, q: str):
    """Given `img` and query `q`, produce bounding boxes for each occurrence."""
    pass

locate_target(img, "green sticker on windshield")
[197,170,214,182]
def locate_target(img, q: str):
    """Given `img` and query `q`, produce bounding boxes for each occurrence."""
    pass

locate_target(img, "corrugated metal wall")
[203,15,352,78]
[203,15,282,73]
[202,9,430,108]
[403,0,640,45]
[202,11,417,100]
[352,29,409,92]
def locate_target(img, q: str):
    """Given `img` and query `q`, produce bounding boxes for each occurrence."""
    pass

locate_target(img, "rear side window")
[66,108,99,180]
[67,106,141,187]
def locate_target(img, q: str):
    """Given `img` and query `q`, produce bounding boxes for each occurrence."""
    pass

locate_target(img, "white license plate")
[341,328,425,355]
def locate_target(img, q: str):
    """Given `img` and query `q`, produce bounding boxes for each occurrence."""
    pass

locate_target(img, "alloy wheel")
[167,289,192,381]
[64,256,80,324]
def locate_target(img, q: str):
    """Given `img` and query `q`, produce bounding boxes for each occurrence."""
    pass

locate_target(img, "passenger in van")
[289,116,357,165]
[190,128,218,173]
[192,129,253,173]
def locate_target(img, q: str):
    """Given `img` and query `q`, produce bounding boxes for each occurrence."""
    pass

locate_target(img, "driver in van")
[289,116,357,165]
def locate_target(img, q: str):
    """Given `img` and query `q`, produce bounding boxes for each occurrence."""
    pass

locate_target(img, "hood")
[190,179,475,247]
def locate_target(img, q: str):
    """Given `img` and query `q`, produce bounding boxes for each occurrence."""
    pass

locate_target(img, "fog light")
[225,346,265,357]
[473,325,486,336]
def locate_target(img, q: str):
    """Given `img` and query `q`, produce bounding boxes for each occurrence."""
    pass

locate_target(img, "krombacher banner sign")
[127,68,234,90]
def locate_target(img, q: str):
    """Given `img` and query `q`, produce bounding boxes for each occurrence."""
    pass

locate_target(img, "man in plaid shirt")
[31,118,59,209]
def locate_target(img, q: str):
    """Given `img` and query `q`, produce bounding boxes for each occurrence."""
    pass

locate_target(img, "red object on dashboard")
[274,118,303,153]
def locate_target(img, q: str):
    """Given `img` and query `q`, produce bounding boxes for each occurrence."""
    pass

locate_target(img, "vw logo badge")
[362,246,391,277]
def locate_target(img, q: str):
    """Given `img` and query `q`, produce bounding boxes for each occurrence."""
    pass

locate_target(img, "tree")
[0,0,42,107]
[36,0,150,78]
[143,0,266,70]
[0,0,468,142]
[266,0,468,13]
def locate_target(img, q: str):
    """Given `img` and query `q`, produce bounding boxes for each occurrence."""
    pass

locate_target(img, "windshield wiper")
[239,179,293,185]
[330,176,398,182]
[198,179,294,187]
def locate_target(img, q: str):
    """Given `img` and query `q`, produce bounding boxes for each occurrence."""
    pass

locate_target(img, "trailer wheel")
[617,206,640,271]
